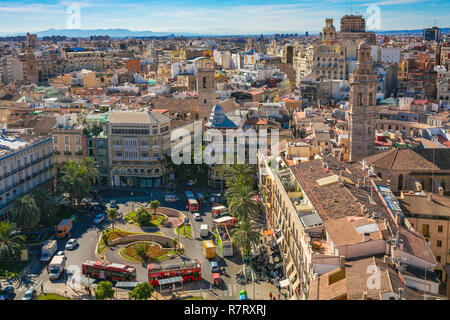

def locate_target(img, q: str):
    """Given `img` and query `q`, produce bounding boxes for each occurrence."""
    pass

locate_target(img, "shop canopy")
[279,279,290,289]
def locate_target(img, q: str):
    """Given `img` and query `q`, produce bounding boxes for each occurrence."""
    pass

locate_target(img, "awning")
[276,235,284,245]
[157,276,184,286]
[279,279,290,289]
[264,230,274,237]
[115,281,143,289]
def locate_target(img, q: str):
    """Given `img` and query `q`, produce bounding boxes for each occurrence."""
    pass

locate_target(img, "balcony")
[64,151,72,155]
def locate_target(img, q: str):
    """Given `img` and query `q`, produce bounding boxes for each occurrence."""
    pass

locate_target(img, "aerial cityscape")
[0,0,450,305]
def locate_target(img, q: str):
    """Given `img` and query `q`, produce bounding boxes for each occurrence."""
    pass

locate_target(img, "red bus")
[82,260,137,282]
[185,191,199,212]
[147,259,201,286]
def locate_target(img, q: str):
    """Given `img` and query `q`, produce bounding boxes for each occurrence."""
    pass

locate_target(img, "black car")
[0,286,15,300]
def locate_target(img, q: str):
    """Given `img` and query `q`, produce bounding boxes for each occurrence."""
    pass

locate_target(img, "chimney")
[398,288,404,300]
[357,178,361,188]
[339,256,345,270]
[439,186,444,196]
[399,190,404,199]
[383,255,389,263]
[362,291,368,300]
[427,193,433,201]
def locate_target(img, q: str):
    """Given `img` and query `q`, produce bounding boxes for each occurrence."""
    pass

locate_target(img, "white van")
[49,255,66,281]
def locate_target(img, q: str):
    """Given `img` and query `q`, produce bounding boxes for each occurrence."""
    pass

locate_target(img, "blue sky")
[0,0,449,34]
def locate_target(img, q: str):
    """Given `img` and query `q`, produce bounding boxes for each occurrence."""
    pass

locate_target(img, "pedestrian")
[284,292,288,300]
[46,265,49,273]
[278,292,281,300]
[269,292,272,300]
[41,283,44,295]
[273,296,276,301]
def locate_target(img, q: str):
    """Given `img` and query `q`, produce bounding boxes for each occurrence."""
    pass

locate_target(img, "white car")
[93,214,105,224]
[186,179,197,186]
[65,239,78,250]
[194,213,202,221]
[165,194,179,203]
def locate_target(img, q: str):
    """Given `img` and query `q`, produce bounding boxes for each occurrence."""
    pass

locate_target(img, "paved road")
[13,186,277,300]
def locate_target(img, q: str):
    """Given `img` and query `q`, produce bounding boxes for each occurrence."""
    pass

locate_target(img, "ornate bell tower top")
[322,18,337,44]
[350,41,376,82]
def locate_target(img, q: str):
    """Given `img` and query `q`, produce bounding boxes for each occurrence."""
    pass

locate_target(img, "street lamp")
[131,192,134,211]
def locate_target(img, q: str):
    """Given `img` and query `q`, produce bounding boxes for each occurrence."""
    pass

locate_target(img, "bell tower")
[348,41,377,162]
[196,60,216,122]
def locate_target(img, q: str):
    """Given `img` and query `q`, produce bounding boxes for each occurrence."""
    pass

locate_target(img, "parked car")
[22,288,36,300]
[93,214,105,224]
[0,286,14,300]
[65,239,78,250]
[164,194,179,203]
[194,213,202,221]
[186,179,197,186]
[209,261,219,273]
[109,200,117,209]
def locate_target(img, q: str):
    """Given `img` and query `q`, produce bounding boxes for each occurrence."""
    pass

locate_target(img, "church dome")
[210,104,226,124]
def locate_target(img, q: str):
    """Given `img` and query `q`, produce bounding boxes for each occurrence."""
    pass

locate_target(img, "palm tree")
[59,161,90,205]
[8,195,40,232]
[231,220,261,259]
[82,157,100,185]
[0,222,25,263]
[149,200,160,216]
[218,164,254,188]
[31,187,57,225]
[227,182,260,222]
[107,209,118,230]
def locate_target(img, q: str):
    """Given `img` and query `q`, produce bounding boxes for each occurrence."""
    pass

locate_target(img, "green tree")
[227,182,260,222]
[94,281,115,300]
[231,220,261,259]
[134,243,149,262]
[101,231,109,247]
[149,200,160,216]
[129,282,154,300]
[31,187,57,226]
[8,194,40,232]
[217,164,255,188]
[0,222,25,263]
[135,208,152,227]
[82,157,100,185]
[107,209,118,230]
[58,161,91,206]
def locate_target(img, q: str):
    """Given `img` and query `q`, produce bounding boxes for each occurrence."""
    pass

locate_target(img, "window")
[65,146,70,152]
[202,77,207,88]
[437,240,442,248]
[64,136,69,145]
[436,256,441,263]
[76,136,81,145]
[438,225,443,233]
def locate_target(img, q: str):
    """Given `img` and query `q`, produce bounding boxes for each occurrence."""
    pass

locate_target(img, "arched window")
[377,172,382,179]
[202,76,207,89]
[369,93,373,105]
[358,93,363,106]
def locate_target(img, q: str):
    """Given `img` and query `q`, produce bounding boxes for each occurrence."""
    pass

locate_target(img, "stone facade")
[348,42,377,162]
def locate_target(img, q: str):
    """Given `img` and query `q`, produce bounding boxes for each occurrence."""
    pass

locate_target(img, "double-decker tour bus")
[147,259,201,286]
[184,191,199,212]
[82,260,137,282]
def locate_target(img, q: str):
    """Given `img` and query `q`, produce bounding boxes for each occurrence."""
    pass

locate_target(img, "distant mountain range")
[1,27,449,38]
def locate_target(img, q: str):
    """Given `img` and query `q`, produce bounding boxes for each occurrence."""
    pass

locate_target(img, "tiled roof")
[364,148,449,171]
